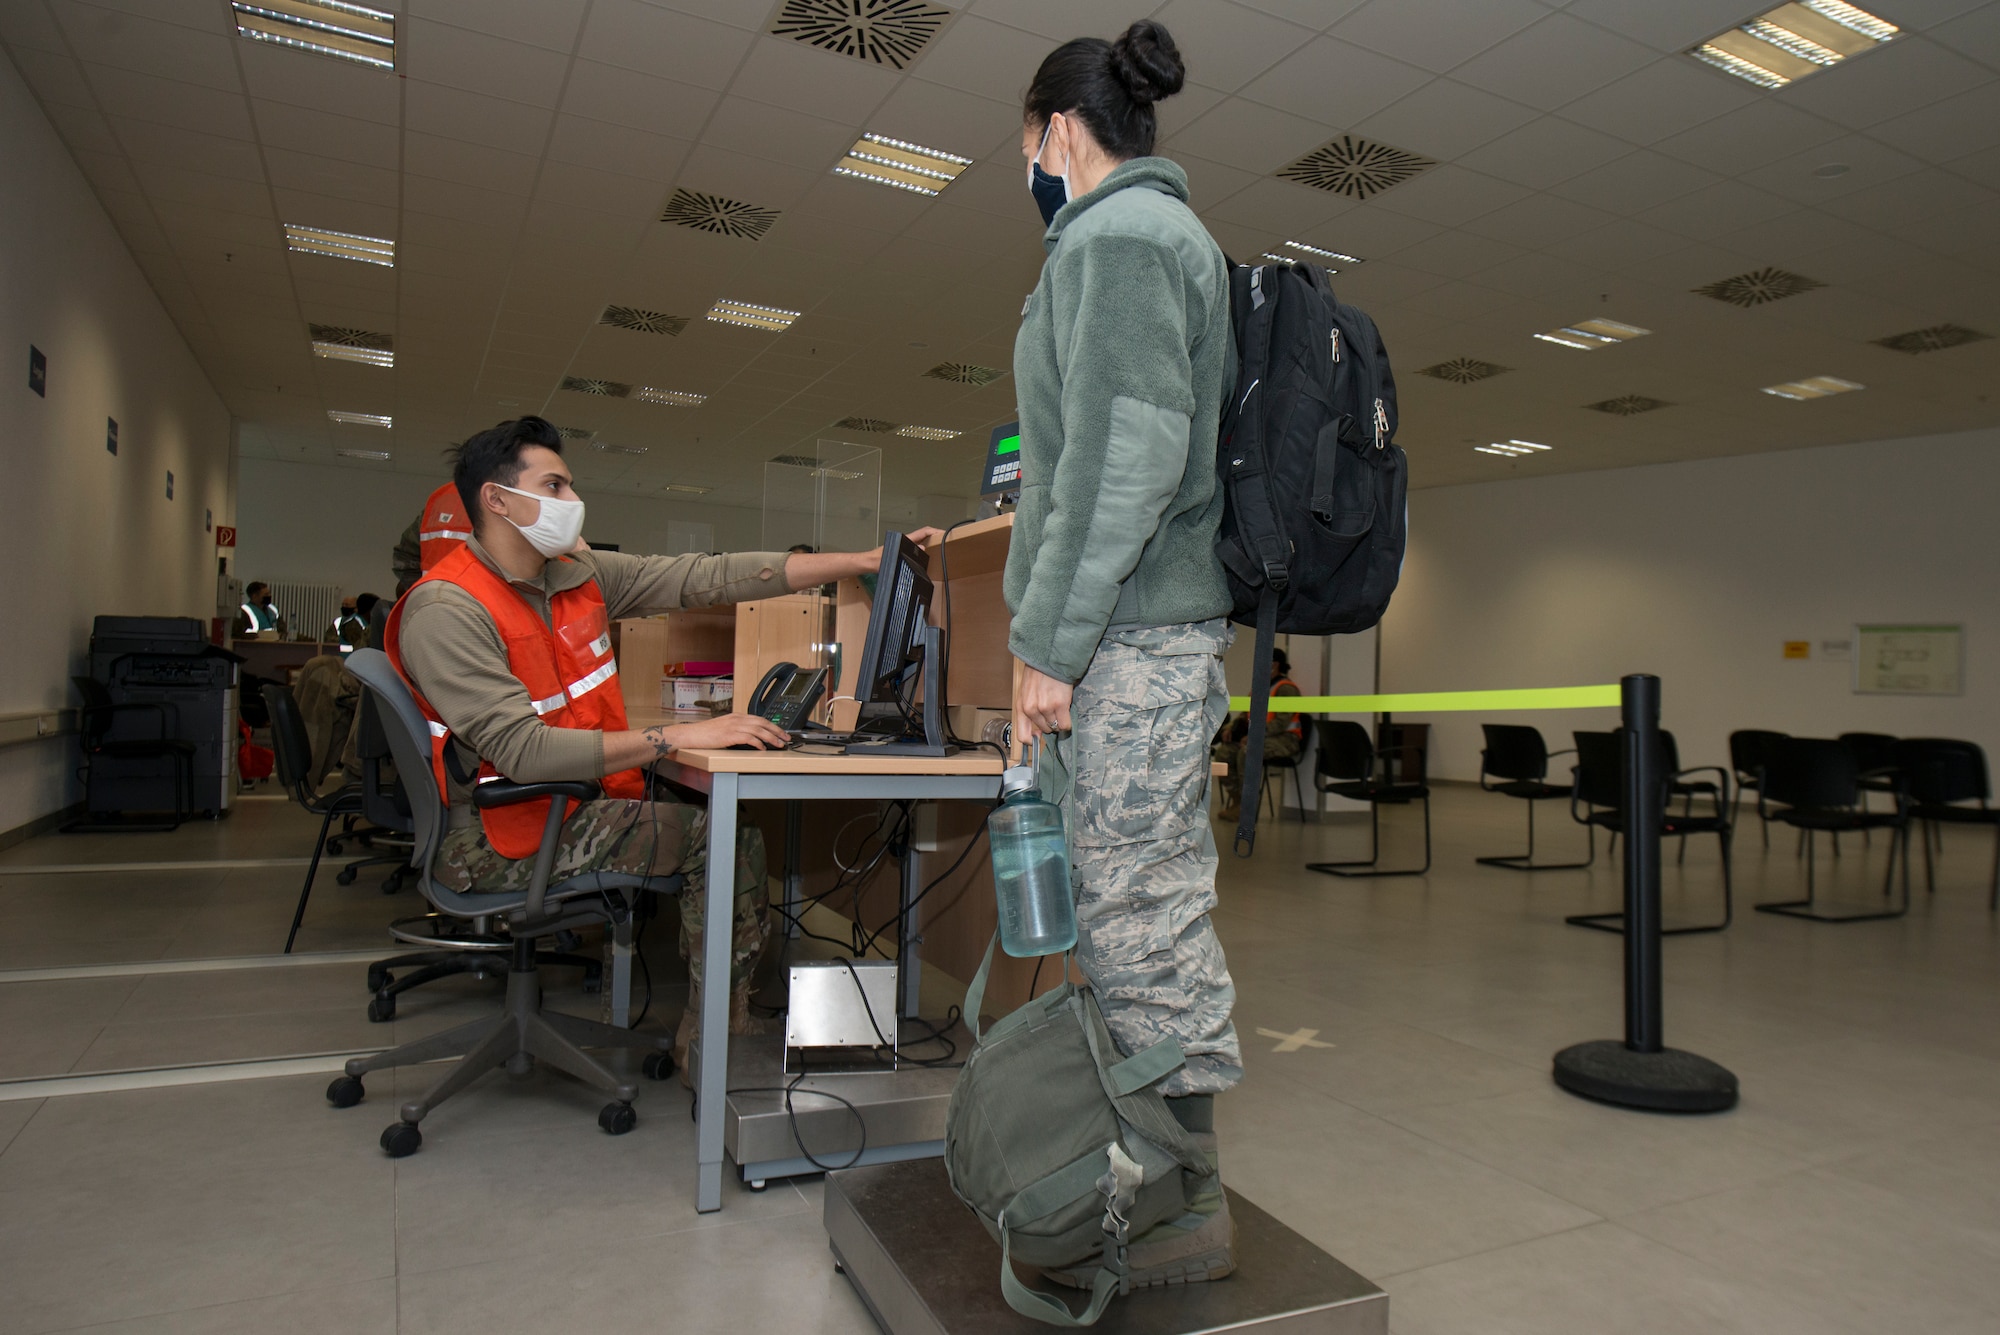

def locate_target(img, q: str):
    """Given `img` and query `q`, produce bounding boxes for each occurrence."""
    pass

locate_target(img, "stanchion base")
[1553,1040,1738,1113]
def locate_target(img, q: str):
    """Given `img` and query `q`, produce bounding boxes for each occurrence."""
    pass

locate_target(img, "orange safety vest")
[1269,676,1304,740]
[418,481,473,572]
[385,544,645,859]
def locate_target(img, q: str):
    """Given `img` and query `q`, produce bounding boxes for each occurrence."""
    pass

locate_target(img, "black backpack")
[1215,261,1408,854]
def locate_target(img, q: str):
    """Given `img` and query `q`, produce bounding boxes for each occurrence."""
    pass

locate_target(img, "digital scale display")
[981,421,1021,498]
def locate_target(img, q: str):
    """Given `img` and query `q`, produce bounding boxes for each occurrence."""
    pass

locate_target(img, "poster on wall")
[1854,624,1962,696]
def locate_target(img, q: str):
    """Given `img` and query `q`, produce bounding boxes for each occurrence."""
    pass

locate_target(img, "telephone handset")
[746,661,829,732]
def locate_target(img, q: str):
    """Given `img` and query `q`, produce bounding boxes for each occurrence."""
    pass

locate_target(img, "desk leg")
[695,772,737,1214]
[783,799,802,941]
[899,813,921,1018]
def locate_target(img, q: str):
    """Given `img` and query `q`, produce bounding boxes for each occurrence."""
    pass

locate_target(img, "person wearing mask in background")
[236,582,285,637]
[1213,649,1303,823]
[391,478,477,597]
[1005,19,1240,1288]
[389,415,939,1076]
[330,596,368,650]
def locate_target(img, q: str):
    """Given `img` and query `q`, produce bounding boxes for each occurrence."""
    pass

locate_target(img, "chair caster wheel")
[326,1075,364,1108]
[367,994,395,1023]
[642,1052,676,1081]
[336,867,358,886]
[380,876,401,896]
[325,837,346,855]
[747,1178,769,1192]
[598,1102,637,1136]
[366,965,390,992]
[380,1122,421,1157]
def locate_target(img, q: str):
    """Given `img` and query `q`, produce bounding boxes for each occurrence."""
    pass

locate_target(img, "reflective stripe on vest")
[385,544,644,860]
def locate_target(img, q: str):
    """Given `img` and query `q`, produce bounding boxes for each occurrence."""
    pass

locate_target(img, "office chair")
[1564,730,1734,935]
[1891,738,1997,909]
[1753,737,1909,923]
[262,682,368,952]
[353,692,602,1022]
[1476,724,1587,870]
[63,676,195,833]
[1306,720,1430,877]
[332,650,678,1155]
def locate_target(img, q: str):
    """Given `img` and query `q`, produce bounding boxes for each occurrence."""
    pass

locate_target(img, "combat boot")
[673,979,772,1088]
[1045,1095,1235,1290]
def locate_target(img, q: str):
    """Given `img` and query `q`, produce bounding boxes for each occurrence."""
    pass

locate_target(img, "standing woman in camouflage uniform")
[1005,19,1242,1286]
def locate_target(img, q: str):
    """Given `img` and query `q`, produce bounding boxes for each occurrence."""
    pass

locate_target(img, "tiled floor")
[1,791,1997,1333]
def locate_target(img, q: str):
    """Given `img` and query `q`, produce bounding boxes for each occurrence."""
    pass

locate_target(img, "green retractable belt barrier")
[1227,684,1621,713]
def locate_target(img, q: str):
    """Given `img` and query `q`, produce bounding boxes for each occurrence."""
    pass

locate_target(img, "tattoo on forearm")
[642,726,676,758]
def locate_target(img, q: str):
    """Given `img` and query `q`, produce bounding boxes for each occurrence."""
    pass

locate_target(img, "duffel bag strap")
[998,1216,1122,1327]
[964,931,1000,1041]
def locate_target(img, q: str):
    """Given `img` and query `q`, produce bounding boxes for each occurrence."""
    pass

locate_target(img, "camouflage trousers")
[1212,729,1303,807]
[434,797,768,994]
[1054,618,1241,1096]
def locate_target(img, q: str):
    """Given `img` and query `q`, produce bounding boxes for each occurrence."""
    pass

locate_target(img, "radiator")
[266,580,346,645]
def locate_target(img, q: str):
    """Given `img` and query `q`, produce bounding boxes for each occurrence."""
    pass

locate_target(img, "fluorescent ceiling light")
[1282,240,1362,265]
[335,448,391,459]
[1689,1,1897,89]
[233,1,394,70]
[661,483,712,494]
[285,223,394,267]
[327,409,391,427]
[1761,375,1863,400]
[894,425,961,441]
[1474,439,1553,457]
[633,386,706,407]
[707,299,799,332]
[834,132,971,196]
[591,441,648,455]
[1533,318,1652,351]
[312,341,392,367]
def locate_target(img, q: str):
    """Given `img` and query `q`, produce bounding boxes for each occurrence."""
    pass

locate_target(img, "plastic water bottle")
[989,751,1076,958]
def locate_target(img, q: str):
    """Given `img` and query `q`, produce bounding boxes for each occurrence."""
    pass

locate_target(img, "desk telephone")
[747,661,828,732]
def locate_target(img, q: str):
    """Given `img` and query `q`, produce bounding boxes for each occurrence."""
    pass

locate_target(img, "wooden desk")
[652,745,1003,1213]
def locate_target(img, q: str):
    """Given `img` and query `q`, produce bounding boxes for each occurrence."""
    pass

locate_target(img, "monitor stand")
[847,625,957,758]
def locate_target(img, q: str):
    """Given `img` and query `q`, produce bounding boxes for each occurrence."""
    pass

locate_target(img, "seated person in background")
[330,594,378,650]
[235,581,285,637]
[1212,648,1303,822]
[387,415,937,1067]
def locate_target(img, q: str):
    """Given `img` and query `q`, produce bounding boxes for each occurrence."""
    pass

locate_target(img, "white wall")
[0,53,233,835]
[1382,427,2000,783]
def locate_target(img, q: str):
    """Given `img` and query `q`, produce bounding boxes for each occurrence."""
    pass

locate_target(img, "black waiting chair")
[334,650,680,1155]
[1564,730,1734,935]
[265,683,367,953]
[1476,724,1587,870]
[1306,720,1430,877]
[354,693,601,1022]
[1754,737,1909,923]
[62,676,195,833]
[1729,729,1788,849]
[1839,732,1900,846]
[1891,738,1998,909]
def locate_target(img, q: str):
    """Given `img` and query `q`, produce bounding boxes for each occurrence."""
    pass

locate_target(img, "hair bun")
[1108,19,1185,107]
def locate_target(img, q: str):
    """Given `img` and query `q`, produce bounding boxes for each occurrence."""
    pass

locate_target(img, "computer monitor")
[980,421,1021,500]
[848,531,954,757]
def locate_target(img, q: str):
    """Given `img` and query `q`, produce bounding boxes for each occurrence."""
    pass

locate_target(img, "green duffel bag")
[944,933,1215,1326]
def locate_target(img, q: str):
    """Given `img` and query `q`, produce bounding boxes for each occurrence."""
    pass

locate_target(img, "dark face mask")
[1027,119,1068,227]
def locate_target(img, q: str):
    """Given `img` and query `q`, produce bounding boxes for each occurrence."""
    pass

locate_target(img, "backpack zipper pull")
[1330,327,1341,364]
[1373,397,1388,447]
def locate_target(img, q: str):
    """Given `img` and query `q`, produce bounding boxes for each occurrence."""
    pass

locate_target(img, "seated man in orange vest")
[388,415,937,1068]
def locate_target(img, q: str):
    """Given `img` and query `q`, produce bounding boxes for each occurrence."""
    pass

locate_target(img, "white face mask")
[497,483,586,558]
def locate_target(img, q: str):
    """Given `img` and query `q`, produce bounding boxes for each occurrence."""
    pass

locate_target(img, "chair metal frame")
[1892,737,1999,911]
[1476,724,1588,870]
[1753,738,1910,924]
[1563,730,1735,935]
[1305,720,1431,877]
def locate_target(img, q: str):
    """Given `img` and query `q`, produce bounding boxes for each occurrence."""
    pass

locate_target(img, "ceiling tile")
[1458,193,1620,247]
[1557,56,1756,147]
[726,28,902,124]
[1558,218,1701,274]
[865,80,1019,167]
[699,95,860,174]
[41,101,121,156]
[0,3,70,54]
[546,116,692,182]
[1867,81,2000,164]
[1454,12,1656,111]
[1164,97,1336,175]
[86,66,254,142]
[1148,0,1314,92]
[1353,79,1541,161]
[1236,36,1431,127]
[1367,164,1533,228]
[1639,180,1797,243]
[404,131,543,194]
[129,162,273,218]
[1650,100,1846,178]
[907,14,1056,106]
[534,159,669,219]
[235,41,400,126]
[1203,176,1355,236]
[1456,115,1632,190]
[559,59,719,138]
[1178,152,1266,213]
[8,47,95,109]
[110,118,265,180]
[251,100,400,170]
[50,3,239,92]
[1559,0,1773,54]
[1777,37,1995,131]
[401,19,570,108]
[673,142,822,212]
[406,0,589,52]
[1548,150,1722,215]
[1394,229,1528,278]
[405,80,556,152]
[1928,2,2000,68]
[264,146,399,207]
[577,0,756,90]
[71,146,142,196]
[1820,168,2000,234]
[1329,0,1548,75]
[1302,203,1445,259]
[1744,134,1927,204]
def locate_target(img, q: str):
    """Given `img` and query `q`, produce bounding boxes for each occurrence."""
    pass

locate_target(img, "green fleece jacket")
[1004,157,1234,685]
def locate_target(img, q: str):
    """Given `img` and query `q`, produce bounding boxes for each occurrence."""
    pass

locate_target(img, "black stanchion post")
[1553,674,1738,1113]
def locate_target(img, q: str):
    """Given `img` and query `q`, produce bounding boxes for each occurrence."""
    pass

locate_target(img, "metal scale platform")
[825,1158,1389,1335]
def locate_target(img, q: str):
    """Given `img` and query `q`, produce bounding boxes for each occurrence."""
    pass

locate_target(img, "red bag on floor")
[237,719,274,781]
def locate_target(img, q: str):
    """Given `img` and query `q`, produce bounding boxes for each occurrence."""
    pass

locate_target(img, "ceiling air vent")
[1417,358,1509,384]
[660,189,779,241]
[560,377,631,398]
[767,0,951,70]
[557,426,595,441]
[1693,267,1824,307]
[1278,135,1437,199]
[923,362,1005,386]
[1586,395,1673,416]
[836,417,898,432]
[601,305,687,336]
[1873,323,1991,354]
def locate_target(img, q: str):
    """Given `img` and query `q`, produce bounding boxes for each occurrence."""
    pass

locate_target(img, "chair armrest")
[473,779,601,809]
